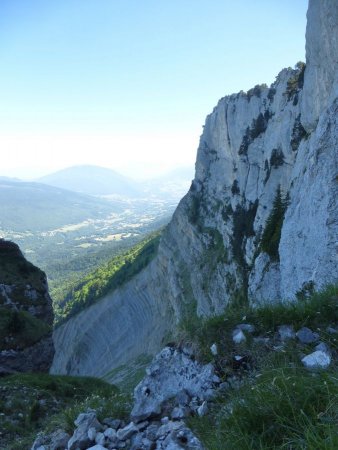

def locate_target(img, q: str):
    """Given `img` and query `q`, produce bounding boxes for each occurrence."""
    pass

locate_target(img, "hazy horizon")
[0,162,195,182]
[0,0,308,180]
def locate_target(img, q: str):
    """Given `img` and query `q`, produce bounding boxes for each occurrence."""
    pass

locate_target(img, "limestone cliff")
[0,239,54,374]
[52,0,338,377]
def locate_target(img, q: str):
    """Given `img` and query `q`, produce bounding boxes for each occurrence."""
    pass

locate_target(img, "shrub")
[260,186,288,261]
[239,111,272,155]
[291,114,308,151]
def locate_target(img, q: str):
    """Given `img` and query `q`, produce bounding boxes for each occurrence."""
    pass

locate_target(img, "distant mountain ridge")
[37,165,141,197]
[0,179,122,232]
[36,164,194,200]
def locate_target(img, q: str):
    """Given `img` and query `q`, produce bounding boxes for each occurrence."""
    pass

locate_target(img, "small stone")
[326,326,338,334]
[210,343,218,356]
[145,423,159,441]
[197,401,208,417]
[237,324,255,333]
[103,428,117,440]
[171,406,187,420]
[116,422,138,441]
[140,437,154,450]
[95,432,105,445]
[315,342,330,354]
[74,411,97,427]
[156,420,184,439]
[103,418,122,429]
[135,420,149,431]
[278,325,295,340]
[88,427,97,441]
[175,389,190,407]
[296,327,319,344]
[232,329,246,344]
[301,350,331,370]
[182,345,195,357]
[129,433,143,449]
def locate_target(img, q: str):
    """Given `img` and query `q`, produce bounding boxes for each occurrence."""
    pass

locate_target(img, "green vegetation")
[246,84,268,100]
[0,242,45,293]
[48,232,148,306]
[239,111,273,156]
[0,307,51,351]
[188,194,201,225]
[269,147,285,168]
[260,186,288,261]
[0,373,129,450]
[55,231,162,325]
[180,286,338,449]
[0,180,120,232]
[231,179,240,195]
[285,62,306,102]
[291,113,309,151]
[190,368,337,450]
[103,353,153,391]
[229,201,258,305]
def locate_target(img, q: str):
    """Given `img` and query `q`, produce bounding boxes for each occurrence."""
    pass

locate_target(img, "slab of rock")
[232,329,246,344]
[278,325,295,340]
[301,350,331,370]
[131,347,219,423]
[296,327,320,344]
[116,422,138,441]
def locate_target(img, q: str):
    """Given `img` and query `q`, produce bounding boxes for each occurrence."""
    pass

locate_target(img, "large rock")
[301,350,331,370]
[131,347,219,422]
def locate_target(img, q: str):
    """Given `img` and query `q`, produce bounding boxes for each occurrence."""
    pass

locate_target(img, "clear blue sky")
[0,0,308,179]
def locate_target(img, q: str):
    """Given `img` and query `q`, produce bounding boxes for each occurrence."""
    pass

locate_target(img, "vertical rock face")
[52,0,338,377]
[0,239,54,374]
[301,0,338,132]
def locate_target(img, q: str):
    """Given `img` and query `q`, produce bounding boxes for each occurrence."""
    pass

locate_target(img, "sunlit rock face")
[52,0,338,377]
[301,0,338,132]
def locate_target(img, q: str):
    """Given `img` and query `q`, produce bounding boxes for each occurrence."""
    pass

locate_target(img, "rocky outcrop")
[52,0,338,377]
[0,239,54,374]
[36,346,218,450]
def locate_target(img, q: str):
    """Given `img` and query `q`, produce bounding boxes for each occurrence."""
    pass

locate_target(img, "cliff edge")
[52,0,338,378]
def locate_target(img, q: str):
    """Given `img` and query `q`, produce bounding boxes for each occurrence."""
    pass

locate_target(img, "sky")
[0,0,308,180]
